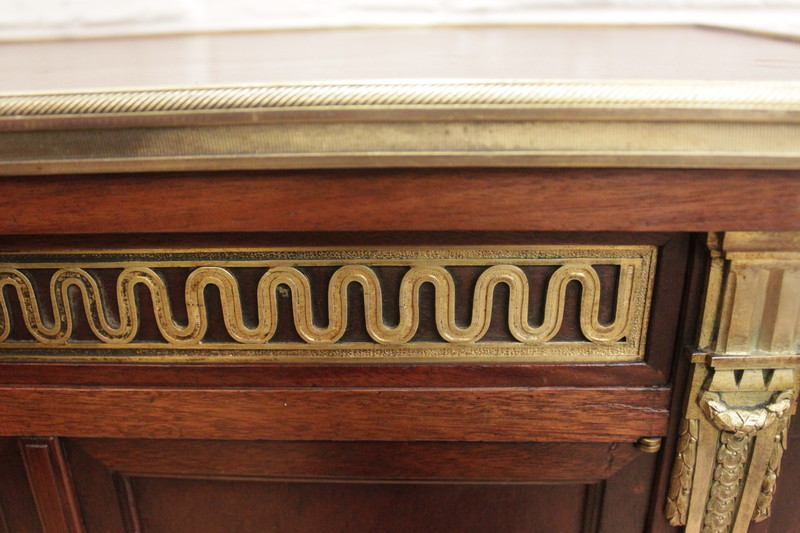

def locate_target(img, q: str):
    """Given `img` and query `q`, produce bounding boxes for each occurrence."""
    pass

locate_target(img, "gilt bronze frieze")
[0,246,656,362]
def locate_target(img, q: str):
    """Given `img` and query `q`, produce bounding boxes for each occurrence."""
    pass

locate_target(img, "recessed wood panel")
[62,438,658,533]
[68,439,643,483]
[127,478,588,533]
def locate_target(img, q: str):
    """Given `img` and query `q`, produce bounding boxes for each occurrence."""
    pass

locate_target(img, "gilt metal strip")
[2,81,800,174]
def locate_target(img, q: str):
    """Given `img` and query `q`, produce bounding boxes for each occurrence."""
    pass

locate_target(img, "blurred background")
[1,0,799,41]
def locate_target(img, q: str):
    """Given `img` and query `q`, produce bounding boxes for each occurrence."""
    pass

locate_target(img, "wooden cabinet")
[0,26,798,533]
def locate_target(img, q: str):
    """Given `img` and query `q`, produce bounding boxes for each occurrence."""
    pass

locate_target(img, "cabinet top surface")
[2,25,800,174]
[2,25,800,92]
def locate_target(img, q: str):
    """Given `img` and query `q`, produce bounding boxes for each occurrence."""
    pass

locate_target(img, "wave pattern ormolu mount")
[0,247,656,362]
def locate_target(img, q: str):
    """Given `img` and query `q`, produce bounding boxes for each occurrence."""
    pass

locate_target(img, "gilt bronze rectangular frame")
[0,245,657,363]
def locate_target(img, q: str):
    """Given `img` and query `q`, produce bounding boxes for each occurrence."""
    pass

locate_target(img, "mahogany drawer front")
[0,242,659,364]
[0,232,688,378]
[0,232,692,445]
[0,233,692,533]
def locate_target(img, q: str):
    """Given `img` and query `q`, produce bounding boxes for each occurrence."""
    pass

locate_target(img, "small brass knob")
[636,436,662,453]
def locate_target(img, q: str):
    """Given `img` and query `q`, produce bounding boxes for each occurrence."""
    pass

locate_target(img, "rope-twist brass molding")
[0,264,634,346]
[3,82,800,117]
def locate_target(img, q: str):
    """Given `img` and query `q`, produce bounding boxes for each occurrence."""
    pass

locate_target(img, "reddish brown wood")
[647,235,710,533]
[126,477,588,533]
[18,439,84,533]
[0,361,664,389]
[583,483,605,533]
[0,169,797,235]
[0,232,689,393]
[0,229,676,251]
[600,449,659,533]
[0,439,43,533]
[639,231,691,382]
[0,161,785,529]
[0,502,7,533]
[118,477,141,533]
[63,438,650,533]
[62,437,659,533]
[0,387,669,441]
[68,439,641,482]
[57,440,128,533]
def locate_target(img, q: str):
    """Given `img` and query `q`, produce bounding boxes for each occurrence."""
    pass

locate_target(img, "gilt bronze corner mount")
[666,232,800,533]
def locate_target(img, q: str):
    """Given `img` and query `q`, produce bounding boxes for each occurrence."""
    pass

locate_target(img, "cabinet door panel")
[60,438,657,533]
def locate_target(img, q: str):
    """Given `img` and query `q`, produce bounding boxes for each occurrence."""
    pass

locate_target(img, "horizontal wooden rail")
[0,169,798,234]
[0,386,669,442]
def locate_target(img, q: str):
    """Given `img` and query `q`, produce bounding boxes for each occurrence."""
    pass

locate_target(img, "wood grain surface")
[0,169,796,234]
[17,439,84,533]
[0,439,43,533]
[0,386,669,441]
[67,439,643,482]
[61,437,659,533]
[647,236,709,533]
[0,361,667,389]
[126,478,589,533]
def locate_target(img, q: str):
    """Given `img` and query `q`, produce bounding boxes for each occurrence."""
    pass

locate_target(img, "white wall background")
[1,0,799,41]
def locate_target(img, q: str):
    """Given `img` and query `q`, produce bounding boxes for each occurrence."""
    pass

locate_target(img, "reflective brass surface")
[0,245,656,362]
[666,232,800,533]
[752,416,789,522]
[4,82,799,118]
[666,418,699,525]
[636,436,663,453]
[2,81,800,174]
